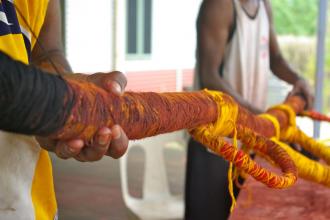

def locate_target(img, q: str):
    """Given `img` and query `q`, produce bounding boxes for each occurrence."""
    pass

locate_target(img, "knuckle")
[111,144,128,159]
[74,154,87,162]
[56,151,69,160]
[112,72,127,88]
[86,150,105,162]
[118,146,127,156]
[94,155,104,161]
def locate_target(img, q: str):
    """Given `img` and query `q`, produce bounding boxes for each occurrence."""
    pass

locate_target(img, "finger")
[73,154,87,162]
[285,91,293,101]
[55,139,84,159]
[307,88,315,110]
[307,95,314,110]
[290,86,300,96]
[311,95,315,108]
[76,127,112,162]
[103,71,127,95]
[107,125,128,159]
[36,137,57,152]
[300,87,313,110]
[86,71,127,95]
[107,80,122,95]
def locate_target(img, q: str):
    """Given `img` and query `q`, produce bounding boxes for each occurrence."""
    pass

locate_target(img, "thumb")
[102,71,127,95]
[85,71,127,95]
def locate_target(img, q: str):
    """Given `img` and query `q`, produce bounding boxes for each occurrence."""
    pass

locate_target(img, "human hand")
[249,105,263,115]
[37,71,129,161]
[289,78,314,110]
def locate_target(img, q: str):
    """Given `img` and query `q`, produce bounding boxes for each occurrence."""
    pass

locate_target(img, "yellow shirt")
[0,0,57,219]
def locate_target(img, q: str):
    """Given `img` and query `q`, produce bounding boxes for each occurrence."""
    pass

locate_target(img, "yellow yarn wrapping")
[188,90,330,206]
[234,127,297,188]
[255,114,281,165]
[274,139,330,186]
[282,128,330,165]
[268,104,297,127]
[193,90,239,212]
[228,128,238,212]
[259,114,280,139]
[190,90,297,212]
[270,104,330,165]
[260,109,330,187]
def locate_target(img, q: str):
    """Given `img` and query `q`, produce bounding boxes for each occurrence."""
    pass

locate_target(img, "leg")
[185,138,240,220]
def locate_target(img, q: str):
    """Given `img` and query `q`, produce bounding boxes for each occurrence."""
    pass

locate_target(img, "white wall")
[65,0,202,73]
[116,0,202,72]
[65,0,114,73]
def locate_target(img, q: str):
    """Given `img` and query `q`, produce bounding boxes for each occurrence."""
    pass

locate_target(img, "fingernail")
[97,128,111,145]
[98,134,110,145]
[99,127,111,134]
[108,81,122,94]
[112,125,121,140]
[67,139,84,149]
[66,145,76,154]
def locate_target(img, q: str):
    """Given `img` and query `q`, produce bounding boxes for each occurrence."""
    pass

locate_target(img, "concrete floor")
[52,143,186,220]
[52,129,330,220]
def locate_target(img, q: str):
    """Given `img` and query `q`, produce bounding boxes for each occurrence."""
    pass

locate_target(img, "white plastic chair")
[120,131,187,220]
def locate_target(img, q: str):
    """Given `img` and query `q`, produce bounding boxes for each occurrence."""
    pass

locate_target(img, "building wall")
[65,0,114,73]
[65,0,201,92]
[116,0,201,92]
[116,0,201,71]
[125,69,194,92]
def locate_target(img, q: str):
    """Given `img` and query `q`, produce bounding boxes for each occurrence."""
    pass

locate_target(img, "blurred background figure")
[184,0,313,219]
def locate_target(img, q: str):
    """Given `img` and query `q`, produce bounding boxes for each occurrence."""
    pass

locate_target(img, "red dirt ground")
[230,157,330,220]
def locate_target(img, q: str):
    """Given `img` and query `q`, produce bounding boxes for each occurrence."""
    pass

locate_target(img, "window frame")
[126,0,152,60]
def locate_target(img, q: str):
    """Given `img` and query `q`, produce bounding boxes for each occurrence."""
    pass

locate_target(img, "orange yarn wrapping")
[50,79,298,189]
[188,90,297,189]
[189,129,297,189]
[53,80,306,144]
[233,96,306,138]
[53,79,218,140]
[300,110,330,122]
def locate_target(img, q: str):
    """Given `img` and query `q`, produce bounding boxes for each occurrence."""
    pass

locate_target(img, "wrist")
[246,103,263,115]
[291,74,304,85]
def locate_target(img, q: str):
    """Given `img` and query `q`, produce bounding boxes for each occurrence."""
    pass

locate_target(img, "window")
[126,0,152,59]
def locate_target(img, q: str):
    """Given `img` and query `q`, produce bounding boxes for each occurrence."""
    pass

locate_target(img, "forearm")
[31,0,71,75]
[200,73,263,114]
[0,51,217,139]
[31,49,72,75]
[271,54,300,85]
[0,51,72,135]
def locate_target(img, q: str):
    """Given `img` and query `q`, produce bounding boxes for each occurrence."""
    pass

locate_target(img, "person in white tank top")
[185,0,314,219]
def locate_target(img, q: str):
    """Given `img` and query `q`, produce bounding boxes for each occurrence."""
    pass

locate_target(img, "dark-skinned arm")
[31,0,71,74]
[31,0,128,161]
[197,0,263,114]
[264,0,314,109]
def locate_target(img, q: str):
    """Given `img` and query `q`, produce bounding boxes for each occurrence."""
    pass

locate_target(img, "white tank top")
[195,0,271,110]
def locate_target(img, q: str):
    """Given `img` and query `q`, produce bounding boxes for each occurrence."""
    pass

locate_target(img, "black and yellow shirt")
[0,0,57,219]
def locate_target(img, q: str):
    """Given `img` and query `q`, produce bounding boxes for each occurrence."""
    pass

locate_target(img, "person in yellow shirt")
[0,0,128,219]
